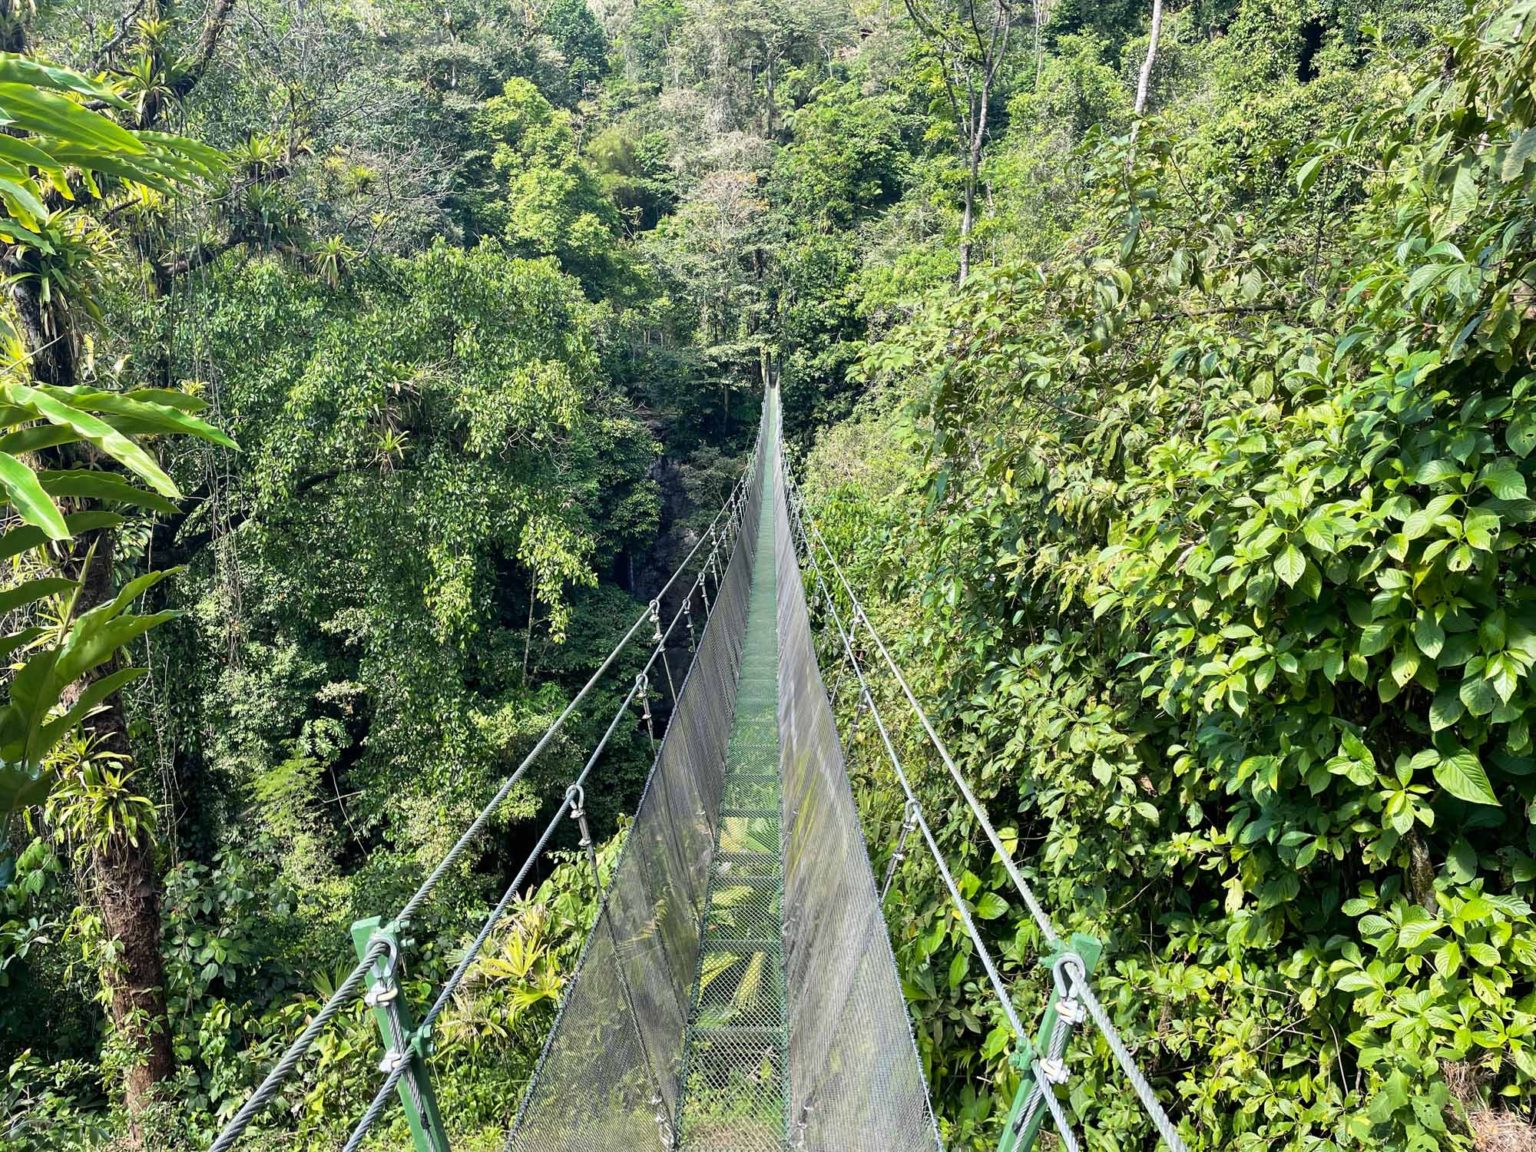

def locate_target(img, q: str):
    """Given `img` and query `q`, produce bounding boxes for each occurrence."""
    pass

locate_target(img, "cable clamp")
[379,1049,409,1075]
[364,981,398,1008]
[1055,995,1086,1025]
[1038,1057,1068,1085]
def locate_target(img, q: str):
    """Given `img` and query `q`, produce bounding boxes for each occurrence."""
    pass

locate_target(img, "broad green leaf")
[0,175,48,223]
[0,511,121,562]
[1502,126,1536,181]
[1401,507,1435,540]
[1274,544,1305,587]
[31,665,148,754]
[1413,459,1460,485]
[1433,749,1499,806]
[37,386,237,450]
[1508,416,1536,458]
[6,383,179,496]
[0,133,59,172]
[1296,154,1325,192]
[1460,675,1498,717]
[1480,464,1527,500]
[0,53,126,107]
[135,130,227,176]
[0,451,67,539]
[1445,163,1479,234]
[37,469,180,515]
[0,758,53,812]
[0,423,82,455]
[0,576,75,615]
[0,82,142,155]
[1414,616,1445,658]
[0,625,44,664]
[948,950,967,989]
[1429,689,1463,731]
[972,892,1008,920]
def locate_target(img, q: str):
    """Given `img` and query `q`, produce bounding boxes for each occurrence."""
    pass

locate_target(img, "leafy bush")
[806,2,1536,1147]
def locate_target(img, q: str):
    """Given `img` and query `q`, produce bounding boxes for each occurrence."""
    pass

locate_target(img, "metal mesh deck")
[675,450,790,1151]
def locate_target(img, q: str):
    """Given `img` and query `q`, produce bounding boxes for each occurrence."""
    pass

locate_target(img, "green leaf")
[1446,163,1479,233]
[1274,544,1305,587]
[0,511,121,563]
[0,576,75,615]
[1414,616,1445,659]
[1430,689,1463,731]
[1401,507,1436,540]
[1480,464,1527,500]
[1446,839,1477,882]
[40,387,237,450]
[1509,417,1536,459]
[973,892,1008,920]
[0,82,142,155]
[31,666,147,755]
[0,53,126,107]
[1502,126,1536,181]
[948,950,967,989]
[0,759,52,812]
[1413,459,1460,485]
[37,469,180,515]
[1460,675,1499,717]
[1433,749,1499,806]
[0,175,48,224]
[6,384,179,497]
[0,132,58,172]
[0,451,67,539]
[1296,154,1325,193]
[1487,653,1520,703]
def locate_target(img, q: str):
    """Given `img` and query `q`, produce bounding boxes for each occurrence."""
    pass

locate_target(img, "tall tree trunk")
[93,814,173,1134]
[958,184,974,284]
[66,534,173,1146]
[959,87,991,286]
[1130,0,1165,150]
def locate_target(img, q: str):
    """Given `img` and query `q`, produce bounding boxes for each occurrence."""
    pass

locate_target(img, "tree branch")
[91,0,149,68]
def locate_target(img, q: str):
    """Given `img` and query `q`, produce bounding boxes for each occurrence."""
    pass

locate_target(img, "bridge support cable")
[782,459,1190,1152]
[343,663,672,1152]
[207,436,761,1152]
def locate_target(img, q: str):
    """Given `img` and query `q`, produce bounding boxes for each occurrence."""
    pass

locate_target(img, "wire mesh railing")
[507,387,939,1152]
[782,451,1191,1152]
[504,405,769,1152]
[771,428,941,1152]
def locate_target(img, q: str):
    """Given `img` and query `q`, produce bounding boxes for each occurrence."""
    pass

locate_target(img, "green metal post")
[997,932,1102,1152]
[351,917,451,1152]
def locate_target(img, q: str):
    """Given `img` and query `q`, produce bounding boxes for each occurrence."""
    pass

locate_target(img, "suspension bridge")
[206,389,1190,1152]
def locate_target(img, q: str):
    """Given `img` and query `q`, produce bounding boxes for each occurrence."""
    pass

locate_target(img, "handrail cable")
[783,473,1080,1136]
[209,436,759,1152]
[783,455,1189,1152]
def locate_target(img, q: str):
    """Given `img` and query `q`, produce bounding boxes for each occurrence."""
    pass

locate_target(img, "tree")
[902,0,1017,284]
[0,49,227,1141]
